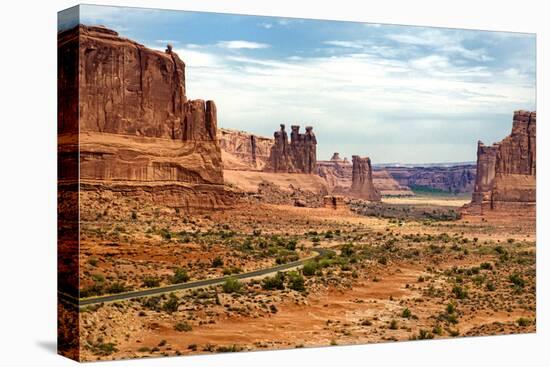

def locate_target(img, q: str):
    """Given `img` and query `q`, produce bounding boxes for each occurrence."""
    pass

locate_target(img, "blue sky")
[59,5,536,163]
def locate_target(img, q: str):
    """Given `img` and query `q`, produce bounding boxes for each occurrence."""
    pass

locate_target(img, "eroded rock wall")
[384,165,476,194]
[218,128,273,170]
[465,110,536,215]
[58,25,229,211]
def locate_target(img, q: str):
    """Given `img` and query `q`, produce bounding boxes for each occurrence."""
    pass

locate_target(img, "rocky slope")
[465,110,536,215]
[58,25,232,211]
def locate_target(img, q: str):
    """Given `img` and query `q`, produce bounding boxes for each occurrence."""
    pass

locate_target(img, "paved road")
[59,247,334,307]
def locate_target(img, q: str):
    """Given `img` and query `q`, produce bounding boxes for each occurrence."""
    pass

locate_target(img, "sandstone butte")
[463,110,536,216]
[58,25,233,211]
[218,128,273,171]
[348,156,382,202]
[317,153,413,197]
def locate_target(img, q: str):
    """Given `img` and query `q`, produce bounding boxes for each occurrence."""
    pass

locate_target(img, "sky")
[59,5,536,164]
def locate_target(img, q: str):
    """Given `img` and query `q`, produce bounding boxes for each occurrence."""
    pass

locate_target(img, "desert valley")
[58,25,536,361]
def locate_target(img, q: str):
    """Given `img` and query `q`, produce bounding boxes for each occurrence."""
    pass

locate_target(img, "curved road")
[59,247,334,307]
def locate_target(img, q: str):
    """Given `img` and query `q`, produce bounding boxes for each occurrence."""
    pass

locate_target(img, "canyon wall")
[218,128,273,170]
[465,110,536,215]
[264,124,317,174]
[349,156,381,201]
[58,25,232,211]
[383,165,476,194]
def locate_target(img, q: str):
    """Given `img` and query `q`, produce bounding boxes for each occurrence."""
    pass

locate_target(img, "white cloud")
[324,40,364,49]
[216,40,271,49]
[179,43,533,163]
[258,22,273,29]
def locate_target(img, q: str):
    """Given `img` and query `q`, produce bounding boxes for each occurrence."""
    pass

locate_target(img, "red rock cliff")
[58,25,231,210]
[465,110,536,215]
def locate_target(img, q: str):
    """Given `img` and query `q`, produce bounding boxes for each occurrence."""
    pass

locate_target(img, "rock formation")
[218,128,274,170]
[264,124,317,173]
[464,110,536,215]
[323,195,345,209]
[317,153,411,196]
[349,156,381,201]
[383,165,476,194]
[58,25,232,211]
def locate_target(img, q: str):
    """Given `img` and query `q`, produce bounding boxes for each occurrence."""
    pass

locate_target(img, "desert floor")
[65,192,536,361]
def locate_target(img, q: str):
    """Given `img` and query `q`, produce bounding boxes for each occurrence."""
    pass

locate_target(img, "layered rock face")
[58,25,232,211]
[317,153,411,196]
[383,165,476,194]
[349,156,381,201]
[465,110,536,215]
[264,124,317,173]
[218,128,273,170]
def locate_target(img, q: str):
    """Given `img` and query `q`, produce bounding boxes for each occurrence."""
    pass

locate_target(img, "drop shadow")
[36,340,57,354]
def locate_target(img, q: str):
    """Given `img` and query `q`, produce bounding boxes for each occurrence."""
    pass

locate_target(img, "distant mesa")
[463,110,536,216]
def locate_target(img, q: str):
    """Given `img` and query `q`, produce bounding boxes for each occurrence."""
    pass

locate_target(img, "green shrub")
[142,277,160,288]
[509,273,525,288]
[172,268,190,284]
[222,277,242,293]
[287,271,305,292]
[452,285,468,299]
[302,261,318,276]
[106,282,126,294]
[262,272,285,290]
[517,317,531,327]
[212,257,224,268]
[162,293,179,313]
[402,308,412,318]
[174,321,193,332]
[389,319,398,330]
[340,243,355,257]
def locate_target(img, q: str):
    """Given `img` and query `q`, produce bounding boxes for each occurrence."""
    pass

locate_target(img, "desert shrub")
[93,342,118,356]
[142,296,161,311]
[87,257,99,267]
[480,262,493,270]
[340,243,355,257]
[162,293,179,313]
[509,273,525,288]
[172,268,190,284]
[212,257,224,268]
[486,281,496,291]
[378,256,388,265]
[160,228,172,240]
[302,261,318,276]
[174,321,193,332]
[517,317,532,327]
[402,308,412,318]
[416,329,434,340]
[262,272,285,290]
[142,277,160,288]
[223,266,243,275]
[452,285,468,299]
[131,211,137,220]
[389,319,398,330]
[222,277,242,293]
[287,271,305,292]
[106,282,126,294]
